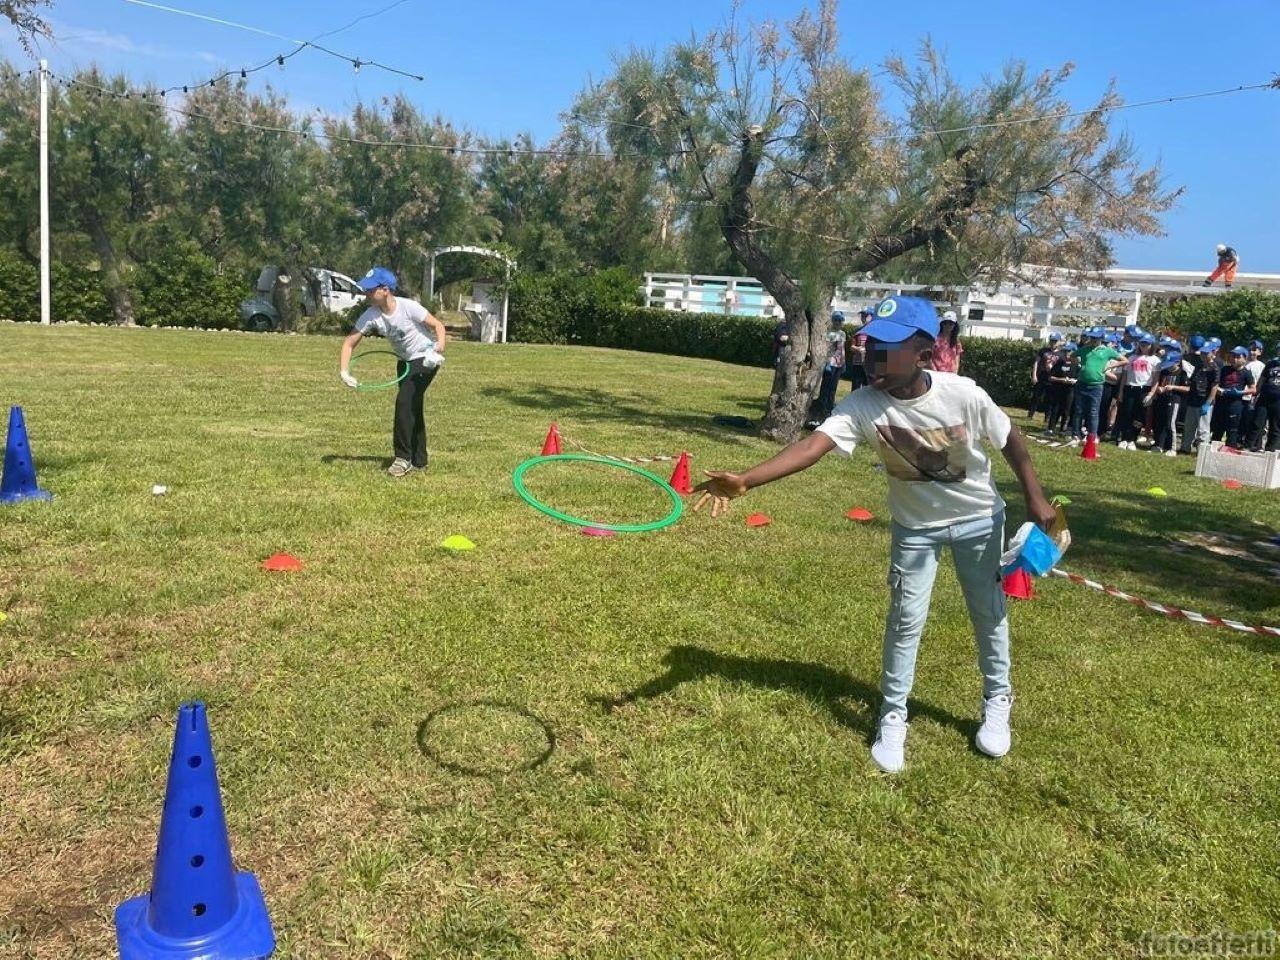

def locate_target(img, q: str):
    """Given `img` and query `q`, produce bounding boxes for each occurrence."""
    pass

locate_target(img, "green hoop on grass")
[512,454,684,533]
[349,350,410,391]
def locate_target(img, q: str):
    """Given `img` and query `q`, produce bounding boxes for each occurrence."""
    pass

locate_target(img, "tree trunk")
[271,265,299,332]
[87,217,135,327]
[760,303,834,442]
[716,127,834,443]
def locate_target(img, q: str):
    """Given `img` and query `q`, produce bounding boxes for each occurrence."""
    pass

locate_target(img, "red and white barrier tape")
[1050,568,1280,637]
[562,433,677,464]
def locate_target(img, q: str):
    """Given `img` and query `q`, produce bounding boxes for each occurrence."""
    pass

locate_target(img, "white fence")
[643,267,1280,342]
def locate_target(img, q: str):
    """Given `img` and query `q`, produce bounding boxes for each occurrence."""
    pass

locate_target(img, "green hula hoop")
[512,454,684,533]
[350,350,410,391]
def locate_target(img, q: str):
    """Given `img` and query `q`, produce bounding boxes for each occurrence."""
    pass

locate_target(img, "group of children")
[1028,327,1280,455]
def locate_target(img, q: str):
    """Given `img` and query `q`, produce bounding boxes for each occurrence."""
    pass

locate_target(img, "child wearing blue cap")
[1045,342,1079,436]
[1149,351,1188,456]
[1211,347,1257,448]
[1069,328,1127,446]
[1113,334,1157,450]
[692,296,1055,774]
[1178,344,1219,455]
[339,266,448,477]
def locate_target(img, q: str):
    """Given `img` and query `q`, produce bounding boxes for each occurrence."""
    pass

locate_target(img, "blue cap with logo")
[1062,341,1078,353]
[356,266,398,292]
[1048,332,1062,342]
[1188,334,1205,350]
[1159,352,1183,371]
[1230,345,1249,356]
[1207,337,1222,350]
[860,295,941,344]
[1252,339,1264,350]
[1138,333,1156,345]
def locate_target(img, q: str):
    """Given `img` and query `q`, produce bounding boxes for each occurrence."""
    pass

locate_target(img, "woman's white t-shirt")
[817,373,1012,530]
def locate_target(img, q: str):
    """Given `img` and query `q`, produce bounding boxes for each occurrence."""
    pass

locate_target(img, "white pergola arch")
[426,245,517,343]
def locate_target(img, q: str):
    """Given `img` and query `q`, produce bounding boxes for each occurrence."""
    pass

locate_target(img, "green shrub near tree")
[133,242,243,329]
[0,245,112,324]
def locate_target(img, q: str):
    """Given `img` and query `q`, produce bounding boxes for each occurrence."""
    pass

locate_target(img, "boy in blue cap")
[1045,341,1079,436]
[692,296,1055,774]
[1211,347,1256,448]
[339,266,448,477]
[1179,342,1219,454]
[1069,327,1127,446]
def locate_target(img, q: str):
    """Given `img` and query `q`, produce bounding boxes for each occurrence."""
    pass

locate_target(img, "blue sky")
[7,0,1279,271]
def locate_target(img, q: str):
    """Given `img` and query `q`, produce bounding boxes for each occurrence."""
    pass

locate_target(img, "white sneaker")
[871,711,908,773]
[1165,449,1177,458]
[975,694,1013,758]
[1067,438,1081,448]
[387,458,414,478]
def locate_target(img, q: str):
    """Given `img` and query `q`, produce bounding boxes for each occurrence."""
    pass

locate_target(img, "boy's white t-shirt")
[354,297,443,366]
[817,372,1012,530]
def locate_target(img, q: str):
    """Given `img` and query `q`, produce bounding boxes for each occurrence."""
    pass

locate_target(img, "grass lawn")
[1,323,1278,959]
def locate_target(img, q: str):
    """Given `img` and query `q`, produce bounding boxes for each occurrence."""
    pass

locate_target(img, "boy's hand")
[693,471,749,518]
[1027,493,1057,531]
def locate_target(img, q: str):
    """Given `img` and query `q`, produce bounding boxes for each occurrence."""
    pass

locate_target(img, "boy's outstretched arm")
[1000,428,1056,529]
[693,431,837,518]
[339,330,363,387]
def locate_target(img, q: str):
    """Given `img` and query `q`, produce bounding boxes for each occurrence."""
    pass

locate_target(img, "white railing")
[642,272,1162,341]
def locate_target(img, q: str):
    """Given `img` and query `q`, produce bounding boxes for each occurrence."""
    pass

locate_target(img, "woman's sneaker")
[871,711,908,773]
[975,694,1012,758]
[387,458,414,478]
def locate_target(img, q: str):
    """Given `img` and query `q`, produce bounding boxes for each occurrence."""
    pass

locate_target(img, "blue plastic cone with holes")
[115,702,275,959]
[1,406,52,504]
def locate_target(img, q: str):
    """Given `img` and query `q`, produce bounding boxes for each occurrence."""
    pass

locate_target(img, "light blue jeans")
[882,512,1011,718]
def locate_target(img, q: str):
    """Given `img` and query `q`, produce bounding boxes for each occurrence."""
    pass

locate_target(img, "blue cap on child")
[859,296,941,343]
[356,266,398,292]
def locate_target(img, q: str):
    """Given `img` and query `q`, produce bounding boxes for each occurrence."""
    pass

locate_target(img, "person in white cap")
[1203,244,1239,288]
[930,309,963,373]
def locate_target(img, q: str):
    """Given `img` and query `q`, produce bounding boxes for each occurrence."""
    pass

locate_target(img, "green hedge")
[0,246,112,324]
[958,337,1038,409]
[508,268,776,367]
[1139,289,1280,349]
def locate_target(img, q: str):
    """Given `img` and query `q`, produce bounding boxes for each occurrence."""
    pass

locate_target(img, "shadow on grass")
[478,386,758,446]
[595,644,977,744]
[321,454,389,466]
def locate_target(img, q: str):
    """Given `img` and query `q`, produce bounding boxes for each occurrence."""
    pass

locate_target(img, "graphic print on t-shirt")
[874,422,969,483]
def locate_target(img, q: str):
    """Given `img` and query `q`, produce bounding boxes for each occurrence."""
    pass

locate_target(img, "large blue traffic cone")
[1,406,52,504]
[115,702,275,959]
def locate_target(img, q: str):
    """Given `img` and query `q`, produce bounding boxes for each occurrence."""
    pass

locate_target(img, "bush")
[1139,289,1280,349]
[0,246,112,324]
[959,337,1038,408]
[134,242,242,329]
[0,247,37,322]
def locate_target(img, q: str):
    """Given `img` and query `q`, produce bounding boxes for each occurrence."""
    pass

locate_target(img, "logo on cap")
[877,299,898,318]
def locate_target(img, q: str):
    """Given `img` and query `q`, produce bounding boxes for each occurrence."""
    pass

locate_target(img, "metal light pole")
[39,59,51,326]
